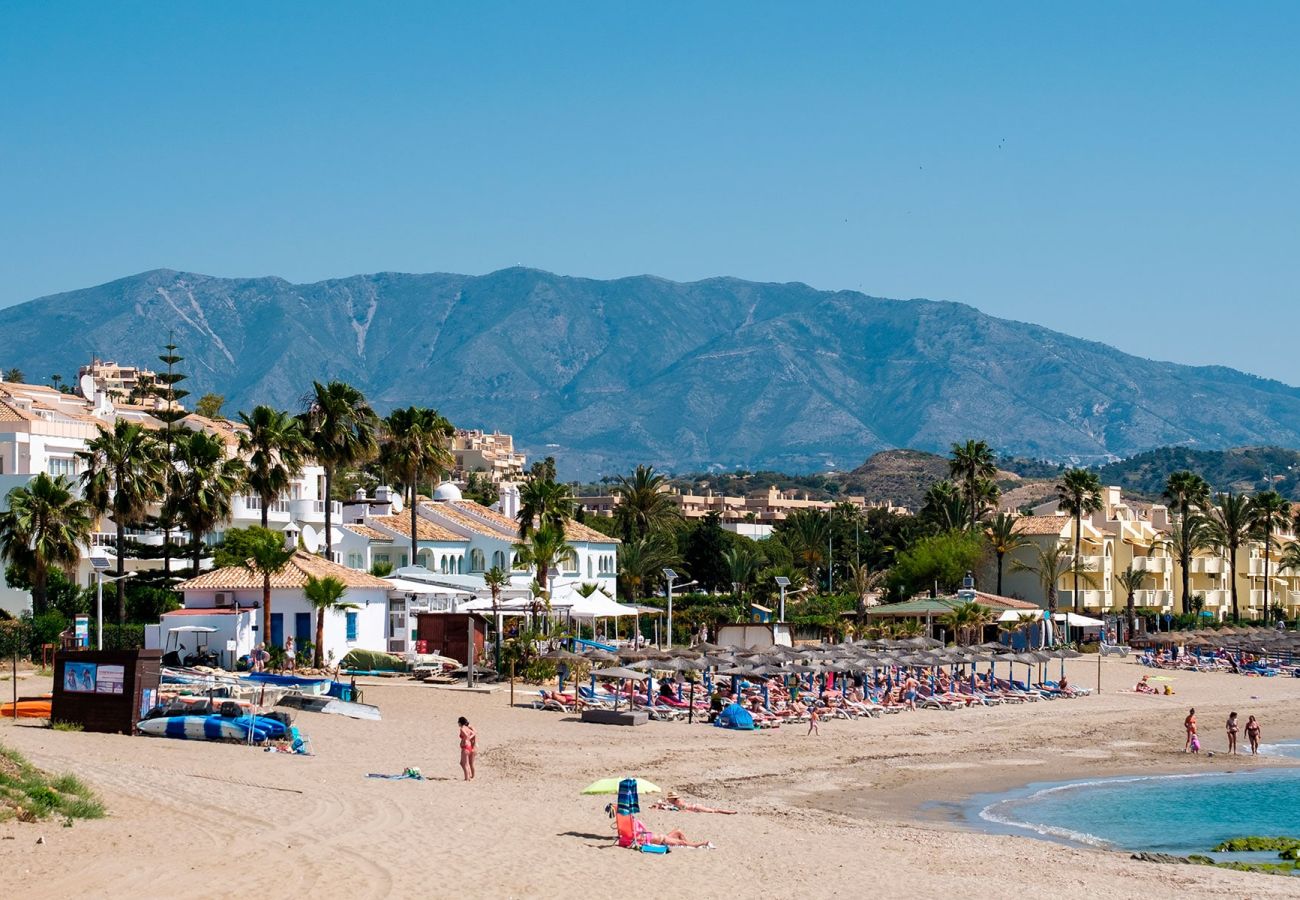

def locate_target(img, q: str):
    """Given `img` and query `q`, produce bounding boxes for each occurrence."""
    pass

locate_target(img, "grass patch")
[50,722,84,733]
[0,743,104,823]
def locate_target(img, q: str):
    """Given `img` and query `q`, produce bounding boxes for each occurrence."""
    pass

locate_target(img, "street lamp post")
[90,555,135,650]
[774,576,790,622]
[663,569,677,649]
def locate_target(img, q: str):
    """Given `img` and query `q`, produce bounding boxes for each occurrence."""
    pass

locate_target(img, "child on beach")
[807,705,820,736]
[458,716,477,781]
[1190,734,1201,754]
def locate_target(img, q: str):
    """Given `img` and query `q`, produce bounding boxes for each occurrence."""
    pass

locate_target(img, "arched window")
[492,550,505,570]
[457,555,464,574]
[471,548,486,572]
[440,555,449,574]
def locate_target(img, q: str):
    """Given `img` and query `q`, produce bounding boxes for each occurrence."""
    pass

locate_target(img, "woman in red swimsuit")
[458,716,477,781]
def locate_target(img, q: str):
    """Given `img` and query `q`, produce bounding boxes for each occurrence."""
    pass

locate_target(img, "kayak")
[137,714,289,742]
[1,700,52,719]
[242,673,332,695]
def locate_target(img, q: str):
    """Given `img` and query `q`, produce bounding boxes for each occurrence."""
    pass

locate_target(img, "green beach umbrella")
[581,777,662,795]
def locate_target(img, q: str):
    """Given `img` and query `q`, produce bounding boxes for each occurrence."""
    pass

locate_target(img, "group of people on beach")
[1183,707,1261,755]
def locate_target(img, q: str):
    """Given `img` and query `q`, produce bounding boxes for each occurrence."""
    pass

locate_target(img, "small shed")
[51,649,162,735]
[415,612,488,666]
[749,603,772,624]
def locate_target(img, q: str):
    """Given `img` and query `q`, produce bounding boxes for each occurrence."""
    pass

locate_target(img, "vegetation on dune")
[0,743,105,824]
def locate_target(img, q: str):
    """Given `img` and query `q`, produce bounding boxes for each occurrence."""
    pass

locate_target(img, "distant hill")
[5,268,1300,478]
[1096,446,1300,500]
[843,449,951,508]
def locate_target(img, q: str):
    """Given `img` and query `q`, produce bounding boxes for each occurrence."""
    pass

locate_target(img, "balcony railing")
[1058,589,1111,609]
[1131,589,1173,607]
[1190,557,1225,575]
[1131,557,1170,574]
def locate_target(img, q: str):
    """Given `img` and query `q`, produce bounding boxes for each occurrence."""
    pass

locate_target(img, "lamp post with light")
[90,555,136,650]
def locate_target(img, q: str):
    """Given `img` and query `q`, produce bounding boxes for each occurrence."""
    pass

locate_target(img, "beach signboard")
[64,661,98,693]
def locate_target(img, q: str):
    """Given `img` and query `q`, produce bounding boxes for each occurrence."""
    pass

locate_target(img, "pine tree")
[153,336,190,582]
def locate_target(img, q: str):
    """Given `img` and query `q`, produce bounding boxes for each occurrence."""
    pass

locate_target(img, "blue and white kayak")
[137,714,288,742]
[242,673,333,695]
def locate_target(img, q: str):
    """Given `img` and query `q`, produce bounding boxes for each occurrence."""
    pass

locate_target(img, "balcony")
[231,494,293,525]
[1246,558,1281,577]
[1199,589,1229,608]
[291,498,341,525]
[1058,589,1111,610]
[1131,589,1173,608]
[1130,556,1170,574]
[1190,557,1224,575]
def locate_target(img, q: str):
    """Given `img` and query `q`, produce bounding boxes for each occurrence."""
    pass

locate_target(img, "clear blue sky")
[2,3,1297,381]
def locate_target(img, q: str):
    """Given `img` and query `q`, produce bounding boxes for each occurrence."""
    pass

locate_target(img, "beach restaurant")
[866,592,1042,643]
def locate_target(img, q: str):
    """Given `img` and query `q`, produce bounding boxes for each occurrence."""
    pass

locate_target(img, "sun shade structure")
[591,667,650,680]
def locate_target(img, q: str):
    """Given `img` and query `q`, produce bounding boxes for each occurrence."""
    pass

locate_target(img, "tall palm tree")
[511,524,575,596]
[1207,492,1251,622]
[1115,565,1148,638]
[949,440,999,531]
[985,511,1028,596]
[516,477,574,539]
[617,534,678,601]
[0,474,92,615]
[235,526,296,644]
[1010,541,1096,636]
[722,544,760,600]
[611,465,680,541]
[782,510,830,586]
[301,381,378,562]
[846,561,883,625]
[919,480,970,533]
[1056,469,1104,611]
[1163,471,1211,613]
[1248,490,1290,619]
[1279,538,1300,621]
[167,430,246,575]
[238,406,309,529]
[482,564,510,666]
[380,406,455,566]
[79,420,165,626]
[303,574,358,668]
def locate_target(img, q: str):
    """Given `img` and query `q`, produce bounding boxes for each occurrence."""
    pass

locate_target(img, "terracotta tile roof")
[176,550,393,591]
[563,519,620,544]
[0,398,37,422]
[370,514,465,543]
[1012,515,1070,536]
[450,500,523,536]
[429,502,515,539]
[439,499,621,544]
[972,591,1039,610]
[342,524,389,541]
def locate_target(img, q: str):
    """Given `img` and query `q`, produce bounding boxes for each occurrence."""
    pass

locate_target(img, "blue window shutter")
[346,611,358,641]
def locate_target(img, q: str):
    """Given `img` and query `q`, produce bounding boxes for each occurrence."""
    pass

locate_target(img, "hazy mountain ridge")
[4,267,1300,479]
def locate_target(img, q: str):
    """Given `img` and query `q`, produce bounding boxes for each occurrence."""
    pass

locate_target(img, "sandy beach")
[5,654,1300,899]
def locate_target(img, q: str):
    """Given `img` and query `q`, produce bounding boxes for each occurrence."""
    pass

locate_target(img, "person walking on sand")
[1184,708,1197,753]
[807,704,820,736]
[284,637,296,672]
[458,716,477,780]
[1226,711,1239,755]
[1245,715,1262,755]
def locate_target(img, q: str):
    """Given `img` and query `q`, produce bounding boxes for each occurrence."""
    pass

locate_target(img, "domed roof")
[432,481,463,502]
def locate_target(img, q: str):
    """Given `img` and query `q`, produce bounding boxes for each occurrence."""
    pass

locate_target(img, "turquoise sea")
[973,743,1300,856]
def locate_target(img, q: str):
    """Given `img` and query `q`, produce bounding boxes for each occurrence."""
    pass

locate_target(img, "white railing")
[1131,589,1173,607]
[1191,557,1224,574]
[1059,589,1111,609]
[1131,557,1170,574]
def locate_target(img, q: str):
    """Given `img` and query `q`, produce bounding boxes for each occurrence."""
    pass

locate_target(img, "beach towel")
[714,702,757,730]
[617,777,640,814]
[366,767,425,780]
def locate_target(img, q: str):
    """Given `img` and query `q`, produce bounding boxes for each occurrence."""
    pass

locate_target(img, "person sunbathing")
[652,792,736,814]
[1135,675,1158,694]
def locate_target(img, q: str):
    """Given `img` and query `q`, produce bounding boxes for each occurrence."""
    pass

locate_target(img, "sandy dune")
[5,655,1300,899]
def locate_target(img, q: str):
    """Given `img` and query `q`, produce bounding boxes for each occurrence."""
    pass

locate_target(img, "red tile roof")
[175,550,393,590]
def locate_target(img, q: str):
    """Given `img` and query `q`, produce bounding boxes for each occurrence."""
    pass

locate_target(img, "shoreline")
[8,655,1300,899]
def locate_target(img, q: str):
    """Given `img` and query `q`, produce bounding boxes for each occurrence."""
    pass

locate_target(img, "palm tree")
[301,381,379,562]
[722,544,760,600]
[1163,471,1211,613]
[1279,538,1300,617]
[1011,541,1096,638]
[617,534,678,601]
[1207,492,1251,622]
[1115,565,1148,639]
[846,561,884,625]
[238,406,310,529]
[919,480,969,533]
[949,440,998,531]
[483,565,510,607]
[782,510,830,586]
[380,406,455,566]
[1056,469,1103,611]
[511,524,575,596]
[0,474,92,615]
[516,477,574,539]
[303,575,358,668]
[79,420,165,626]
[1249,490,1290,619]
[235,526,296,645]
[3,367,23,383]
[167,430,246,575]
[985,512,1028,596]
[611,465,680,541]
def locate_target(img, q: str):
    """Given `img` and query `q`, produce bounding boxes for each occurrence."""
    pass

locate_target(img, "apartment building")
[451,429,527,483]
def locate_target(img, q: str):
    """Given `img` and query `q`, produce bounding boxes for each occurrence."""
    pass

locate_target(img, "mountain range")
[4,267,1300,479]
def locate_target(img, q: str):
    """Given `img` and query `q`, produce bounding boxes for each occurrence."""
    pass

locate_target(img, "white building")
[168,549,392,664]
